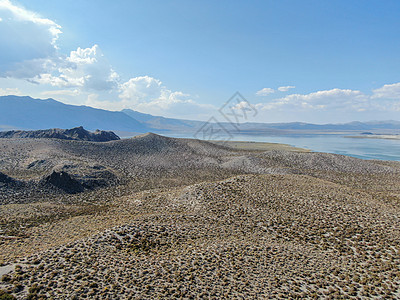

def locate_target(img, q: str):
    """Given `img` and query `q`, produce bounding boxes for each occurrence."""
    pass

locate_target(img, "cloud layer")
[0,1,210,118]
[33,45,119,91]
[85,76,214,119]
[0,0,399,123]
[0,0,61,78]
[249,86,400,122]
[372,82,400,100]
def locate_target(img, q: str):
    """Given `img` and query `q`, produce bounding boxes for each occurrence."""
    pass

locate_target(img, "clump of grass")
[0,289,16,300]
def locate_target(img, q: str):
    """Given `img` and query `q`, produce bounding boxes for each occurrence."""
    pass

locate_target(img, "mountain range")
[1,95,400,135]
[0,95,147,133]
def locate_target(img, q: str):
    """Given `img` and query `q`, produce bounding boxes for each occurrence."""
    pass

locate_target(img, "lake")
[163,132,400,162]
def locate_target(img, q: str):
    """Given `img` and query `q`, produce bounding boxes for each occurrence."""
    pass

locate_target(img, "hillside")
[0,134,400,298]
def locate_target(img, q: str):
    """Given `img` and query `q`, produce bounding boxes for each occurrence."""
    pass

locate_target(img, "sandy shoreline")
[211,140,311,152]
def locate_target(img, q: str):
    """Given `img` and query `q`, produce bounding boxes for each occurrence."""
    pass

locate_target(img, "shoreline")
[210,140,311,152]
[346,135,400,140]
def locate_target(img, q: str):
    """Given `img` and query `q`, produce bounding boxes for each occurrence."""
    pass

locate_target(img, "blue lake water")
[162,132,400,162]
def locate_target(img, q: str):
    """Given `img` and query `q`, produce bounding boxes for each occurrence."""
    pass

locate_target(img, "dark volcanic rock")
[0,126,120,142]
[27,159,48,170]
[0,171,13,184]
[43,171,84,194]
[90,129,120,142]
[41,165,118,194]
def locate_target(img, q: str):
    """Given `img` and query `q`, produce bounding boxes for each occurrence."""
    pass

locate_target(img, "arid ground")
[1,133,400,299]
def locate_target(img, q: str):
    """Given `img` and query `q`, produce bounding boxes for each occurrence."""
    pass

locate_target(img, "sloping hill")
[0,133,398,203]
[1,134,400,298]
[0,95,148,132]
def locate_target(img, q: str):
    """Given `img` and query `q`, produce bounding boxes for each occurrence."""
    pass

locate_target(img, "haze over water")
[165,133,400,162]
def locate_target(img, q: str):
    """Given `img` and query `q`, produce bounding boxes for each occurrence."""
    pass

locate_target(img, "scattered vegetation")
[0,134,399,298]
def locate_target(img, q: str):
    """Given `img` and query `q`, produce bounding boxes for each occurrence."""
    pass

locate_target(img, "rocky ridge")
[0,126,120,142]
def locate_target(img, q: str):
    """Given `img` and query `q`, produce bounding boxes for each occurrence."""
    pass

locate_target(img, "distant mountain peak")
[0,95,149,132]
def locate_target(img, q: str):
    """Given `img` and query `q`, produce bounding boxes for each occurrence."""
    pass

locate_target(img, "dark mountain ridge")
[0,126,120,142]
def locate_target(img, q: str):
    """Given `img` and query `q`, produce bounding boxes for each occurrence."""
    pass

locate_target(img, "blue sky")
[0,0,400,123]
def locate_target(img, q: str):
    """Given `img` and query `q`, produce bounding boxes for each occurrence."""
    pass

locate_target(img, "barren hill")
[0,134,400,298]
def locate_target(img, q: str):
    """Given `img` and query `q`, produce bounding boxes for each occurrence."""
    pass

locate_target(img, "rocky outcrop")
[0,171,13,184]
[40,164,119,194]
[43,171,84,194]
[0,126,120,142]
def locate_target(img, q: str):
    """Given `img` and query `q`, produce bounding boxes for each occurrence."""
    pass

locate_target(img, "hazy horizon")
[2,94,400,126]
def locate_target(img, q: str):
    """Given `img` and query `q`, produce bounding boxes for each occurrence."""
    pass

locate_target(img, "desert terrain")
[1,133,400,299]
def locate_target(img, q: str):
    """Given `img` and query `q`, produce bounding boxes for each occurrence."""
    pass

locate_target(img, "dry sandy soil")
[0,133,400,299]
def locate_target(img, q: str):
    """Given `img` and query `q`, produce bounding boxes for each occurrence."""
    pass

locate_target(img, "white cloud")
[1,1,399,123]
[278,85,295,92]
[372,82,400,100]
[0,1,208,118]
[79,76,216,119]
[0,3,117,91]
[256,86,296,96]
[119,76,163,103]
[118,76,192,108]
[0,87,21,96]
[259,88,368,111]
[117,76,215,118]
[256,88,274,96]
[0,0,61,78]
[0,0,61,42]
[252,84,400,122]
[32,45,119,91]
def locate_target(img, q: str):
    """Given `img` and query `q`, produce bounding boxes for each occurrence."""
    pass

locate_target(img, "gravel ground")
[0,134,400,299]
